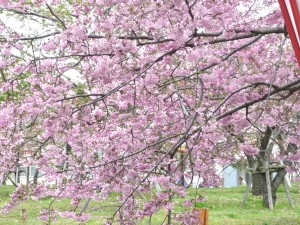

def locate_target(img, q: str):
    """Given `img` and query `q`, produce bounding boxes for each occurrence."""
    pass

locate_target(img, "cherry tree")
[0,0,299,224]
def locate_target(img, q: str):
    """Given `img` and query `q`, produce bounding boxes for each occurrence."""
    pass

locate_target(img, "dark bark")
[245,126,295,209]
[251,169,287,207]
[252,127,272,196]
[252,173,264,196]
[33,168,39,186]
[259,126,272,159]
[167,156,173,225]
[26,166,30,186]
[262,169,286,207]
[246,155,255,168]
[273,168,287,190]
[5,173,17,187]
[287,143,297,154]
[247,127,286,208]
[1,173,7,185]
[180,152,185,186]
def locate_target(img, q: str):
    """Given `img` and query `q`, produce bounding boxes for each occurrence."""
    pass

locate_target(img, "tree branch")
[46,4,66,29]
[217,78,300,120]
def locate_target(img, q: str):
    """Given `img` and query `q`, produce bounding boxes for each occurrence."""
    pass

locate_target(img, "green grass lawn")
[0,184,299,224]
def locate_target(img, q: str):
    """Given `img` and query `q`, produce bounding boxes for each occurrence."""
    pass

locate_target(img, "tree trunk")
[33,168,39,186]
[15,167,20,184]
[1,173,7,185]
[252,173,263,196]
[262,169,286,208]
[180,152,185,186]
[246,127,292,209]
[252,127,272,196]
[26,166,30,186]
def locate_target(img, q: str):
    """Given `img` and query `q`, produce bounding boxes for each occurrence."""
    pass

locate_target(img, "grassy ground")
[0,184,299,224]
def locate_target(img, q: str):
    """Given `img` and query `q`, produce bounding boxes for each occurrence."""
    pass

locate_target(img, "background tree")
[0,0,299,224]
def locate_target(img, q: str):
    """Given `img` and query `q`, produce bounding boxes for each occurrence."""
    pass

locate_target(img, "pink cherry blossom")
[0,1,299,224]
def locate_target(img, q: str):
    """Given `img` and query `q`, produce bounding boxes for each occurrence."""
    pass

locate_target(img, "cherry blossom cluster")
[0,0,299,224]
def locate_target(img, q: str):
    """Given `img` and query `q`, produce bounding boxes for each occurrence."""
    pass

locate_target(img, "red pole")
[290,1,300,34]
[278,0,300,67]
